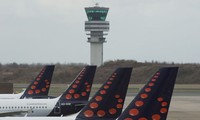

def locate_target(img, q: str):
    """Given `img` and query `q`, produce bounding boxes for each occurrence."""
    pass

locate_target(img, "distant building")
[85,3,110,67]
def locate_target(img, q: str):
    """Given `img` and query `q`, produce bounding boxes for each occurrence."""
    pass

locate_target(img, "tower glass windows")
[85,7,109,21]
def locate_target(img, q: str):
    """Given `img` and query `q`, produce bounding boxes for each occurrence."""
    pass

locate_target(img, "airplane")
[118,67,179,120]
[0,67,132,119]
[76,67,132,120]
[0,65,97,117]
[0,65,55,99]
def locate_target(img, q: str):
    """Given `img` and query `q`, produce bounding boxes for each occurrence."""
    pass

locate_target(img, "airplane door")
[54,101,61,114]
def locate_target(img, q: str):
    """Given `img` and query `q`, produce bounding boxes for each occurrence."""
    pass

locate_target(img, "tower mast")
[85,3,110,66]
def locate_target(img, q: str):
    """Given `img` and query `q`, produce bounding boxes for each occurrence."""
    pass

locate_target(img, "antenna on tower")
[95,3,99,7]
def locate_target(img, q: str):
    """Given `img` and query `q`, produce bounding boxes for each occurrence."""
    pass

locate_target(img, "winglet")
[20,65,55,98]
[59,66,96,102]
[118,67,179,120]
[76,67,132,120]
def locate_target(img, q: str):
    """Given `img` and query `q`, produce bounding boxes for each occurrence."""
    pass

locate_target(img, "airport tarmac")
[13,84,200,119]
[168,96,200,120]
[124,96,200,120]
[0,96,198,119]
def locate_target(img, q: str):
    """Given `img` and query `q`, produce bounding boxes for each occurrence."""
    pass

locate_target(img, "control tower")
[85,3,109,66]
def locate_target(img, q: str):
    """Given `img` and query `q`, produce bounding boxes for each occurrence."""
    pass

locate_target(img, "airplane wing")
[0,110,31,117]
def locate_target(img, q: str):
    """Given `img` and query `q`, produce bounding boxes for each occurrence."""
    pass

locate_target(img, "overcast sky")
[0,0,200,64]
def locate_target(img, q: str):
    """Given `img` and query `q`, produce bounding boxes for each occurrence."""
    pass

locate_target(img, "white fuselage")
[0,115,77,120]
[0,91,24,99]
[0,113,78,120]
[0,97,59,116]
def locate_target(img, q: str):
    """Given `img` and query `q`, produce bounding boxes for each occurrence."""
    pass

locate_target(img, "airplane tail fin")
[59,66,96,102]
[118,67,179,120]
[20,65,55,98]
[76,67,132,120]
